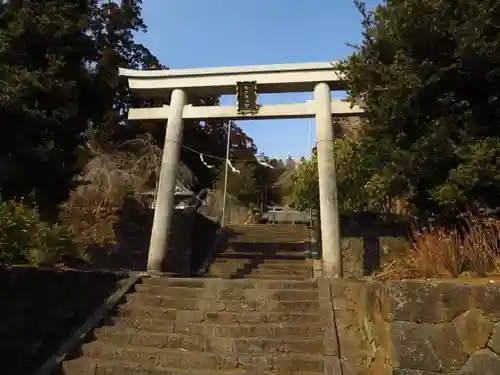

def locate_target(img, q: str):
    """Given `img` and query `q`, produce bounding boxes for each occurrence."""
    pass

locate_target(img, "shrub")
[60,192,120,253]
[376,216,500,280]
[0,199,76,266]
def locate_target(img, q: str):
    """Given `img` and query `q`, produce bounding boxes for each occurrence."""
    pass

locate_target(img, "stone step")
[123,294,319,313]
[242,268,311,274]
[103,319,323,338]
[229,241,308,244]
[229,224,309,228]
[227,245,308,249]
[229,237,309,241]
[229,230,308,234]
[205,268,310,275]
[230,231,308,235]
[208,265,312,274]
[212,258,312,265]
[228,242,308,247]
[207,265,309,274]
[227,226,309,234]
[62,357,324,375]
[213,253,306,261]
[227,228,310,238]
[210,261,311,269]
[204,274,312,281]
[170,323,322,339]
[223,244,306,249]
[116,303,321,320]
[140,277,318,290]
[206,273,312,281]
[78,342,325,372]
[214,274,312,280]
[228,225,309,231]
[228,236,308,240]
[231,229,308,232]
[206,270,312,280]
[207,264,311,275]
[105,310,322,328]
[229,228,308,232]
[252,264,311,270]
[219,247,306,251]
[91,327,324,354]
[228,238,309,243]
[209,260,311,270]
[206,265,311,274]
[227,238,309,242]
[134,284,319,300]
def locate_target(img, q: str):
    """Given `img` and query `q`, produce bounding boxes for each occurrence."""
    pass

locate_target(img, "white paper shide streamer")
[257,159,274,169]
[198,152,274,172]
[226,159,240,174]
[199,153,214,168]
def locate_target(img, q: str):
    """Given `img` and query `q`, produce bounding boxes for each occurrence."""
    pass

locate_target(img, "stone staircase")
[207,224,312,280]
[57,224,340,375]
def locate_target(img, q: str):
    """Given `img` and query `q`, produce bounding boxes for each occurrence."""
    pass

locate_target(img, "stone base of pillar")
[146,259,163,274]
[322,260,342,279]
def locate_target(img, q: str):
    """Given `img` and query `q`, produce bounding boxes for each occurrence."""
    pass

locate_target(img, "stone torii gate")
[119,62,363,278]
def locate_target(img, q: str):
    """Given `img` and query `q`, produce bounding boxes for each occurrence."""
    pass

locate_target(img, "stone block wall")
[340,236,410,278]
[330,280,392,375]
[190,212,220,273]
[112,201,196,274]
[331,279,500,375]
[149,207,221,276]
[163,208,195,275]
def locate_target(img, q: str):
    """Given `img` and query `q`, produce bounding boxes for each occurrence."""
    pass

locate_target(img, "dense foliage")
[339,0,500,217]
[0,0,161,216]
[279,137,396,214]
[285,0,500,219]
[0,199,75,266]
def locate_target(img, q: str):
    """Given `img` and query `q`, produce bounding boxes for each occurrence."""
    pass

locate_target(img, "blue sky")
[136,0,376,159]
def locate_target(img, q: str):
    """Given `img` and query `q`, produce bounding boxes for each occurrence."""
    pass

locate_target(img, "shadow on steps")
[204,224,312,280]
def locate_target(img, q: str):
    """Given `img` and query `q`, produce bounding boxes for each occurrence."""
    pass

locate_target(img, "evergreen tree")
[0,1,93,215]
[339,0,500,217]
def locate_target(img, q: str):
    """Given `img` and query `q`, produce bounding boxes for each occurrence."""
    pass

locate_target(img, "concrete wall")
[330,279,500,375]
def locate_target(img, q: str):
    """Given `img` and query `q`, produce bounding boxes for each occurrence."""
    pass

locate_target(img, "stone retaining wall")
[314,213,411,277]
[330,279,500,375]
[341,236,410,278]
[0,267,125,375]
[84,200,219,275]
[141,208,220,276]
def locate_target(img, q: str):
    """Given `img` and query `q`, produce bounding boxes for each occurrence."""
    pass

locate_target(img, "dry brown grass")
[376,216,500,280]
[61,132,196,256]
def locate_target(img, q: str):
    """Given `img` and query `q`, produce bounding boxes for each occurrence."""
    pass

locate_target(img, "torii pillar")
[315,82,342,278]
[147,89,187,273]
